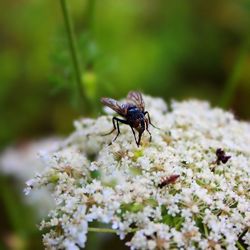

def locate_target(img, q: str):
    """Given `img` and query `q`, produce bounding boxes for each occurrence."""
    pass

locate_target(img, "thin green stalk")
[236,240,246,250]
[88,227,117,233]
[203,223,209,237]
[84,0,98,114]
[88,227,138,234]
[60,0,89,113]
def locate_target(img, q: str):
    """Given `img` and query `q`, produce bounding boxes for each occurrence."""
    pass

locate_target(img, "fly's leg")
[102,117,129,144]
[145,119,152,142]
[130,127,140,147]
[130,126,143,147]
[102,117,117,136]
[112,118,121,142]
[137,131,143,147]
[144,111,159,129]
[112,118,129,142]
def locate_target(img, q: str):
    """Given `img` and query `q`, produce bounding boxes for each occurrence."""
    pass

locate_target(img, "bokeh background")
[0,0,250,249]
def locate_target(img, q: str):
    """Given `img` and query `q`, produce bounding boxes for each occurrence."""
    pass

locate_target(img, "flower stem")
[203,223,209,237]
[88,227,137,234]
[59,0,89,113]
[236,240,246,250]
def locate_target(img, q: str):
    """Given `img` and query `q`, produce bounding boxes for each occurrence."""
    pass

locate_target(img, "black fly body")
[101,91,157,147]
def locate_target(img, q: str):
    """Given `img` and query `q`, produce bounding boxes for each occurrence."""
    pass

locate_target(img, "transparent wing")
[127,91,145,111]
[101,97,127,116]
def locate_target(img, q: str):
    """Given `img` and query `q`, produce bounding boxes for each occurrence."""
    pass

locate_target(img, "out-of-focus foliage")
[1,0,250,149]
[0,0,250,249]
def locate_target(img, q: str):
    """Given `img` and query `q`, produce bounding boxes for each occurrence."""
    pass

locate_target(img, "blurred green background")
[0,0,250,249]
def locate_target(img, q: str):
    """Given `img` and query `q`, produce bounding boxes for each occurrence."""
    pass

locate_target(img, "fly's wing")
[101,97,127,116]
[127,91,145,111]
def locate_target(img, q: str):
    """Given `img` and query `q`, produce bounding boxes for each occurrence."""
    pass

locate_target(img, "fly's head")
[134,116,146,134]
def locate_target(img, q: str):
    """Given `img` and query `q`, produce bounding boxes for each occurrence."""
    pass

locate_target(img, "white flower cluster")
[25,96,250,250]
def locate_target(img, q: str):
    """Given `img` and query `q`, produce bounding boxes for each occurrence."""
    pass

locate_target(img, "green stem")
[203,223,209,237]
[236,240,246,250]
[88,227,138,234]
[59,0,89,113]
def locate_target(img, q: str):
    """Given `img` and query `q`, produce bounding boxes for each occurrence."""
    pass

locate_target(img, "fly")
[101,91,157,147]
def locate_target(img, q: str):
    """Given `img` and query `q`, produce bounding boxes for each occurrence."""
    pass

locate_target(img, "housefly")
[101,91,157,147]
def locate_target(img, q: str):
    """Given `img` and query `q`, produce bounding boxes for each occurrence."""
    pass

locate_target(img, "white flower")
[63,239,78,250]
[25,96,250,249]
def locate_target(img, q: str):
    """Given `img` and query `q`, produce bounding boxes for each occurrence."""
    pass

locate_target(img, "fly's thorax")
[127,106,140,114]
[127,106,144,120]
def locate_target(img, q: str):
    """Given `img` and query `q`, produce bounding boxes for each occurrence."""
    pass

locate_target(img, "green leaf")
[90,170,101,179]
[144,198,158,207]
[129,167,142,176]
[132,149,144,161]
[120,202,144,213]
[49,174,59,184]
[161,206,184,229]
